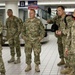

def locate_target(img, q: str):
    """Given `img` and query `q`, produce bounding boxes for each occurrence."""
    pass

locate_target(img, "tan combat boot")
[35,64,40,72]
[8,56,15,63]
[1,72,5,75]
[25,64,31,72]
[67,70,75,75]
[14,57,21,64]
[60,67,72,74]
[57,58,65,66]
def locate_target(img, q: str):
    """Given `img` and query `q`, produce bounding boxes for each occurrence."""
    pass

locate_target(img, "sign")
[19,1,25,7]
[28,0,38,9]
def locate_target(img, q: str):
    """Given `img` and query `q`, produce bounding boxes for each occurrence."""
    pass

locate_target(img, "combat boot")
[14,57,21,64]
[57,58,65,66]
[25,64,31,72]
[64,64,68,68]
[1,72,5,75]
[67,70,75,75]
[8,56,15,63]
[60,67,72,74]
[35,64,40,72]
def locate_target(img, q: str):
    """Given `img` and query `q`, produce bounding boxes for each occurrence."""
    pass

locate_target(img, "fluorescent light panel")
[38,2,75,5]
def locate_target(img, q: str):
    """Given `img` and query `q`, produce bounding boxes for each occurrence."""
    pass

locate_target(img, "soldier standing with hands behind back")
[6,9,21,64]
[22,9,45,72]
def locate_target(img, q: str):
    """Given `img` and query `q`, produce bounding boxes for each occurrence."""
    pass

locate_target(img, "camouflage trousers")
[65,50,75,73]
[55,33,64,59]
[8,36,21,57]
[57,37,64,59]
[0,45,5,73]
[62,36,66,51]
[62,36,68,65]
[25,39,41,65]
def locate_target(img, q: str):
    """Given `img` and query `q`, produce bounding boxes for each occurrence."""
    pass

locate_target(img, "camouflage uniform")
[18,18,23,31]
[59,16,73,54]
[59,16,73,62]
[65,21,75,75]
[60,16,74,74]
[6,16,21,59]
[49,16,64,59]
[22,17,45,65]
[0,21,5,75]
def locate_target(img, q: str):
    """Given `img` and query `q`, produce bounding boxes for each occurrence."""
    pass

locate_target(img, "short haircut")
[30,9,35,13]
[57,6,65,10]
[7,9,13,12]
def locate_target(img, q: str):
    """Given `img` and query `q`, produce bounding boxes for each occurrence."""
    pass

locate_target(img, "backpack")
[64,15,68,26]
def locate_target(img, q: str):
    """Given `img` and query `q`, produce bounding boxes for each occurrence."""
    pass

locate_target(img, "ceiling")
[0,0,75,8]
[38,0,75,2]
[0,0,19,2]
[0,0,75,2]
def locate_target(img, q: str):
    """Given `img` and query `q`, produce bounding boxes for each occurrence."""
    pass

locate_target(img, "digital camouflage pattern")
[18,18,23,33]
[65,21,75,75]
[59,16,74,67]
[22,17,45,65]
[59,16,73,51]
[6,16,21,57]
[48,15,64,59]
[0,21,5,74]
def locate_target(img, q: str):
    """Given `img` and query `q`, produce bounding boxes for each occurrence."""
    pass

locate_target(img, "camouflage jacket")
[59,16,73,36]
[65,21,75,51]
[22,17,45,41]
[0,21,2,34]
[0,21,3,45]
[6,16,21,39]
[48,15,61,38]
[18,18,23,32]
[59,16,74,49]
[49,15,61,27]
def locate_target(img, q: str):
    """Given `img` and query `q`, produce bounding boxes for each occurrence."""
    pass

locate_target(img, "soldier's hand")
[55,30,58,34]
[56,30,62,35]
[65,48,68,57]
[47,19,50,23]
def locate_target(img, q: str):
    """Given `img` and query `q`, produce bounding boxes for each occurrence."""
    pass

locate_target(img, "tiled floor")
[2,32,64,75]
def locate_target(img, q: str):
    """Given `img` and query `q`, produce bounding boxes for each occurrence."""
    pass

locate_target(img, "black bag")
[51,22,58,32]
[44,29,47,37]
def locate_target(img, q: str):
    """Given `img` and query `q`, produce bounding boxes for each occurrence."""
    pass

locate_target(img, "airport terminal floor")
[2,32,64,75]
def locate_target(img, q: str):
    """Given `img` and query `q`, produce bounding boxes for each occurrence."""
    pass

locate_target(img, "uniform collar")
[61,15,66,20]
[28,17,36,22]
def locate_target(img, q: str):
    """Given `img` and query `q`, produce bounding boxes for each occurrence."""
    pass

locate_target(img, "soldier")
[56,6,74,74]
[22,9,45,72]
[0,21,6,75]
[65,21,75,75]
[47,14,65,66]
[6,9,21,64]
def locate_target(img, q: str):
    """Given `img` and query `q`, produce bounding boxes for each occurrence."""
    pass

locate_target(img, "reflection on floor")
[2,32,64,75]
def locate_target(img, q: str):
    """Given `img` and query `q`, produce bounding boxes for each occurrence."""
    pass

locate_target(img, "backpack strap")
[64,15,73,27]
[64,15,69,26]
